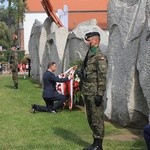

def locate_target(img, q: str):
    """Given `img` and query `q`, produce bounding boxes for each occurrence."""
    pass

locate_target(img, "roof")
[26,0,108,30]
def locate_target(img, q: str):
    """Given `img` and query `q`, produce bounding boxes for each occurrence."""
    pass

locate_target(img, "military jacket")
[82,47,107,96]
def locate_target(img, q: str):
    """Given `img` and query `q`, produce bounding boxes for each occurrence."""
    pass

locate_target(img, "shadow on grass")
[128,140,146,150]
[104,139,146,150]
[122,139,147,150]
[5,85,14,89]
[53,127,90,147]
[18,77,42,89]
[105,118,144,138]
[130,140,147,150]
[104,120,147,149]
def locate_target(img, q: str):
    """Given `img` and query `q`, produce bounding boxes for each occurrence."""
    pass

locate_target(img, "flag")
[56,66,77,110]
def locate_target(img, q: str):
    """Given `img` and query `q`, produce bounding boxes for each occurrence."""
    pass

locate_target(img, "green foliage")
[0,21,12,49]
[0,0,27,25]
[0,74,147,150]
[0,0,27,48]
[74,90,84,107]
[70,59,83,68]
[70,60,84,105]
[17,50,25,62]
[0,50,10,62]
[0,6,8,23]
[74,90,84,102]
[0,50,25,63]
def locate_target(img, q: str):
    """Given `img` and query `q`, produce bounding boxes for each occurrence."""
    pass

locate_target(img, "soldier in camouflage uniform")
[82,32,107,150]
[9,45,18,89]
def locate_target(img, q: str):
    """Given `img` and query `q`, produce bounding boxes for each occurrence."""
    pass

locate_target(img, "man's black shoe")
[51,110,57,113]
[50,109,58,113]
[31,104,36,113]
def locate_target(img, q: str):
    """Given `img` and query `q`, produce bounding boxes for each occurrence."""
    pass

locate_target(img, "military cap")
[85,32,100,41]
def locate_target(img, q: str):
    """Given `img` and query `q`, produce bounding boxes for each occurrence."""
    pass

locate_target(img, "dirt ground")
[106,131,143,141]
[76,105,145,141]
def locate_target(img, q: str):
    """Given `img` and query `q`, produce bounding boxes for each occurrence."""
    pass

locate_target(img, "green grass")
[0,74,147,150]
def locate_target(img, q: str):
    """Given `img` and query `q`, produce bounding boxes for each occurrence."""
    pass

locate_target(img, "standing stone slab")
[137,1,150,122]
[39,25,48,83]
[40,21,68,82]
[28,20,42,81]
[63,19,109,71]
[106,0,148,128]
[29,16,68,83]
[38,17,54,83]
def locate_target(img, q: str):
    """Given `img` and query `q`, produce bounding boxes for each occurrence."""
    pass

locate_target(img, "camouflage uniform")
[9,50,18,88]
[82,46,107,139]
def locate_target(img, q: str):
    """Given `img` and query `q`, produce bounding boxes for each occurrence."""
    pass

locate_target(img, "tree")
[0,21,12,49]
[0,0,27,47]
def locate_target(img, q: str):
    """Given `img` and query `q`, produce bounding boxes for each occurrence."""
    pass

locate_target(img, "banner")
[56,66,77,110]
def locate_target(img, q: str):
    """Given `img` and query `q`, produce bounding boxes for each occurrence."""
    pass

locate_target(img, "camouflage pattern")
[82,47,107,139]
[9,51,18,85]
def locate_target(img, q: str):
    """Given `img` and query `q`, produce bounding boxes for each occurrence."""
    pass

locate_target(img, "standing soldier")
[9,45,18,89]
[81,32,108,150]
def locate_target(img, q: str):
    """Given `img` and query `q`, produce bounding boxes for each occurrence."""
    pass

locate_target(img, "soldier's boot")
[91,138,103,150]
[83,138,97,150]
[14,83,18,89]
[83,144,93,150]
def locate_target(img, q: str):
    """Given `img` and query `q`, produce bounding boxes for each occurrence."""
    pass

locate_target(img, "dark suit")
[35,70,69,112]
[143,124,150,150]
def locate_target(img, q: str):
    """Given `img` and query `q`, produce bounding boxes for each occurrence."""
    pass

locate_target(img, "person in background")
[22,63,26,72]
[81,32,108,150]
[9,45,18,89]
[22,63,26,79]
[31,62,73,113]
[143,113,150,150]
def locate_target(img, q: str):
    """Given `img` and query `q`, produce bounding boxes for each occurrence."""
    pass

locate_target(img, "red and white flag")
[56,66,77,110]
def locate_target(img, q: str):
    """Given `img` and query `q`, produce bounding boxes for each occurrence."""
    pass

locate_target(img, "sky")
[0,1,8,8]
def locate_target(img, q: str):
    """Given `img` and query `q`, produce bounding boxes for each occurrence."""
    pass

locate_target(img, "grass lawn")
[0,74,147,150]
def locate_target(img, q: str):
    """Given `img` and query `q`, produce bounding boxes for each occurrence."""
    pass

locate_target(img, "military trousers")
[35,93,68,112]
[84,94,104,139]
[12,69,18,85]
